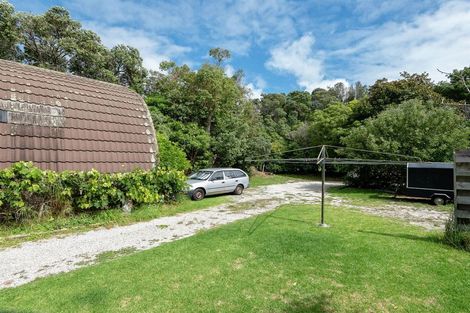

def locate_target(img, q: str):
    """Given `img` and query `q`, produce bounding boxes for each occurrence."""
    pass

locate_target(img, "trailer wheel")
[432,196,446,206]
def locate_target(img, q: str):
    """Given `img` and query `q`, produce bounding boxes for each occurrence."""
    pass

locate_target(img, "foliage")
[157,133,191,171]
[109,44,147,93]
[0,0,20,60]
[362,72,445,119]
[0,4,144,90]
[0,162,186,223]
[342,99,470,187]
[435,67,470,102]
[309,103,353,147]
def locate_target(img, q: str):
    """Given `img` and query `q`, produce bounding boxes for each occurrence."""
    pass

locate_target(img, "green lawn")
[0,196,231,249]
[1,204,468,313]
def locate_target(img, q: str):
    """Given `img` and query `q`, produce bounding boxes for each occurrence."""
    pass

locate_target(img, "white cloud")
[246,82,264,99]
[84,23,191,71]
[224,64,264,99]
[246,76,267,99]
[338,0,470,83]
[266,34,347,91]
[224,64,235,77]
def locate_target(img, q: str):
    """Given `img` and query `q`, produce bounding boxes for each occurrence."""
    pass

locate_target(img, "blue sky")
[9,0,470,97]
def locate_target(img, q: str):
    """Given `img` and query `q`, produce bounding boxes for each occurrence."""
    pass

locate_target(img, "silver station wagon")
[187,168,250,200]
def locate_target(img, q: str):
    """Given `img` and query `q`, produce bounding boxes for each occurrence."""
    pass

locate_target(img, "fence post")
[454,149,470,225]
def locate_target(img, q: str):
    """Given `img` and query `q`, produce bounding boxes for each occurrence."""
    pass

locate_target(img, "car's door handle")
[235,180,238,182]
[222,182,225,184]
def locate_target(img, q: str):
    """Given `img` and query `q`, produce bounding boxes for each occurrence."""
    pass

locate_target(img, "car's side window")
[235,170,246,178]
[210,171,224,181]
[224,170,236,179]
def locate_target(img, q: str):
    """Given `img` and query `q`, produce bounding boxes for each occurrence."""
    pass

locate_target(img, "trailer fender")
[431,193,451,205]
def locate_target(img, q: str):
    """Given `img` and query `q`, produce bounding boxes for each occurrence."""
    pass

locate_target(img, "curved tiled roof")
[0,59,157,172]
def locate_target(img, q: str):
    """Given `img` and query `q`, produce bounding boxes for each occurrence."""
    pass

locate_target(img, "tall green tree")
[68,30,115,82]
[0,0,20,60]
[360,72,445,119]
[19,6,82,71]
[109,45,147,93]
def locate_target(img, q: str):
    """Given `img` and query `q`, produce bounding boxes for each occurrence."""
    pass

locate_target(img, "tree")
[331,82,348,102]
[68,30,115,82]
[311,88,341,109]
[363,72,444,119]
[209,47,231,66]
[0,0,20,60]
[109,45,147,93]
[19,7,82,71]
[342,99,470,187]
[309,103,353,147]
[435,67,470,103]
[347,81,368,101]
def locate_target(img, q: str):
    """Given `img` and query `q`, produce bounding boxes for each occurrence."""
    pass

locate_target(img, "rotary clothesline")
[246,145,421,227]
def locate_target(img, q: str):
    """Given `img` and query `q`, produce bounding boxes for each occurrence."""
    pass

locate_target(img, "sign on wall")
[0,99,65,127]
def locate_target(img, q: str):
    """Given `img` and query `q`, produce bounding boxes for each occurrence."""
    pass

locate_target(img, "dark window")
[235,170,247,178]
[210,171,224,181]
[224,170,236,179]
[0,110,7,123]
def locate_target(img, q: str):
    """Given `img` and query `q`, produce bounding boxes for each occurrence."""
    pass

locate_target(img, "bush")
[157,133,191,171]
[443,215,470,252]
[0,162,187,223]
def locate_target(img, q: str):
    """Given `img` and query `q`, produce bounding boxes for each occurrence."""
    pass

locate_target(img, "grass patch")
[95,247,138,264]
[328,186,453,212]
[0,195,231,249]
[1,205,468,312]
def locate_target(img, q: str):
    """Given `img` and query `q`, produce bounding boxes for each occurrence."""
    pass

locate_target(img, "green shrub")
[157,133,191,171]
[0,162,187,223]
[443,215,470,252]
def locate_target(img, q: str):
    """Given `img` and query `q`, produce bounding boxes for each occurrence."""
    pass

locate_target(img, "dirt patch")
[332,198,450,230]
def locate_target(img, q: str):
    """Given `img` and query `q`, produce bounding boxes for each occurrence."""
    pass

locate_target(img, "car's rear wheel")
[192,188,205,201]
[233,184,244,195]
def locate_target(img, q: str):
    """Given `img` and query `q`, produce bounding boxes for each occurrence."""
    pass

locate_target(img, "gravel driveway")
[0,180,449,289]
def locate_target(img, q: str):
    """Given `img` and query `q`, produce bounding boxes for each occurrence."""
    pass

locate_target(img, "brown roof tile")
[0,60,157,172]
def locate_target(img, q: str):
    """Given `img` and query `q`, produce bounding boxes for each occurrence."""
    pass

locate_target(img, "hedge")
[0,162,187,222]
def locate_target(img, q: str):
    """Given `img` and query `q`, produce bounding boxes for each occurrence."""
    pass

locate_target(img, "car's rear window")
[224,170,246,178]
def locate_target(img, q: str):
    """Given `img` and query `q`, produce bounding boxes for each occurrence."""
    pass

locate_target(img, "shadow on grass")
[247,210,278,235]
[0,309,36,313]
[247,210,314,235]
[283,294,333,313]
[330,186,437,206]
[358,230,442,244]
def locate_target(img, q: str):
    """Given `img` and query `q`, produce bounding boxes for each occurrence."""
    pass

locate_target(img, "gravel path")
[0,180,450,289]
